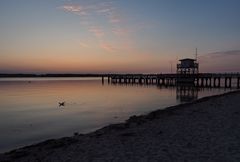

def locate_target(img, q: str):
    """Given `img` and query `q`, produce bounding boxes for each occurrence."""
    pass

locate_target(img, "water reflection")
[111,81,234,103]
[0,78,234,152]
[176,84,198,102]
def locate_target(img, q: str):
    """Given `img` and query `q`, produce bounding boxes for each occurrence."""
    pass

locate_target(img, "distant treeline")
[0,74,106,78]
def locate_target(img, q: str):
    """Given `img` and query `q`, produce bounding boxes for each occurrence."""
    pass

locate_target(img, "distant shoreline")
[1,90,240,161]
[0,74,107,78]
[0,73,147,78]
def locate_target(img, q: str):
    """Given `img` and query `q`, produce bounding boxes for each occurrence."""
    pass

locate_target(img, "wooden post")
[162,78,165,85]
[166,79,169,86]
[196,78,199,87]
[225,77,227,88]
[218,78,221,87]
[229,77,232,88]
[225,77,231,88]
[237,77,240,89]
[205,78,208,87]
[201,78,204,87]
[102,76,104,84]
[209,77,212,87]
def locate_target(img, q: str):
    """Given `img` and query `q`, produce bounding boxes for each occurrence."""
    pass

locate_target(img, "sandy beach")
[1,90,240,162]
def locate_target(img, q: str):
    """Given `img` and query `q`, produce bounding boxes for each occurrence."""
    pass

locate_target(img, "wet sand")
[1,90,240,162]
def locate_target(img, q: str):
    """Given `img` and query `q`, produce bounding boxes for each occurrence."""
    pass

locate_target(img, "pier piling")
[237,77,240,89]
[102,76,104,84]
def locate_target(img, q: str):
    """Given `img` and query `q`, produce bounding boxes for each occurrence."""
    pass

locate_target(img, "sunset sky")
[0,0,240,73]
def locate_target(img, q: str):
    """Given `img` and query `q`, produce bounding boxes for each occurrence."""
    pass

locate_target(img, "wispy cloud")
[198,50,240,72]
[62,5,82,12]
[59,1,133,53]
[61,4,87,15]
[109,15,121,23]
[79,42,89,48]
[112,27,128,36]
[88,26,105,37]
[100,42,116,52]
[97,8,112,14]
[200,50,240,58]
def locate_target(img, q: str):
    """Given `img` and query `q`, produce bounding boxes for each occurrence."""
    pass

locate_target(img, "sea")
[0,77,237,152]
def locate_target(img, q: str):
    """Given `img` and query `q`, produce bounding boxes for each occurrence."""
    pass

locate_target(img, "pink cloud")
[110,15,121,23]
[60,1,133,53]
[100,43,116,52]
[112,28,128,36]
[88,26,105,37]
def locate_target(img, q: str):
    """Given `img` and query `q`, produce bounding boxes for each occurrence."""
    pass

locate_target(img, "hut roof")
[179,58,196,62]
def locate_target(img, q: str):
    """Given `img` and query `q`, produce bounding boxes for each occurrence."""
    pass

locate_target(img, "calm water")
[0,78,236,152]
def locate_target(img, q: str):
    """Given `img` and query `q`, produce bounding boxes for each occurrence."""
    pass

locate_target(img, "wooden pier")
[102,73,240,88]
[0,73,239,88]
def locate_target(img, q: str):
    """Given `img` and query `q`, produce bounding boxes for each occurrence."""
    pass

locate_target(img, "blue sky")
[0,0,239,73]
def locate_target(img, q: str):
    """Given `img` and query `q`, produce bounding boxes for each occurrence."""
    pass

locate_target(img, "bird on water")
[59,102,65,107]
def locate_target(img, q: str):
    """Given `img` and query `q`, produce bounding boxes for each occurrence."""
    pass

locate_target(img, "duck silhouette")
[59,102,65,107]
